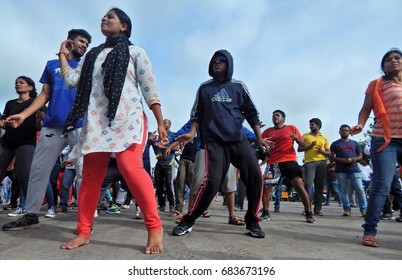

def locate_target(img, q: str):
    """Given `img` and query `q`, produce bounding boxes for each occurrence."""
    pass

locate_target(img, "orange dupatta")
[372,77,391,152]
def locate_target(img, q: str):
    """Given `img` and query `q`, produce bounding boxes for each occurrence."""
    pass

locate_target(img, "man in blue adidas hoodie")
[172,50,270,238]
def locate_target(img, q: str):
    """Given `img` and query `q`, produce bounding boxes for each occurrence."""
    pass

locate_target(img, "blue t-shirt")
[39,59,84,128]
[330,139,362,173]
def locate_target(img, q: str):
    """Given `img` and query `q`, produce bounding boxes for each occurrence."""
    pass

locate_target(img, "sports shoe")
[98,202,108,210]
[245,224,265,238]
[2,213,40,231]
[69,202,78,209]
[305,212,316,223]
[274,209,280,213]
[396,215,402,222]
[234,206,243,212]
[59,204,68,213]
[106,204,120,214]
[259,210,271,221]
[380,213,394,220]
[45,207,56,218]
[3,203,17,211]
[172,223,193,236]
[343,211,351,217]
[121,204,130,209]
[135,207,142,220]
[7,207,26,217]
[314,212,323,216]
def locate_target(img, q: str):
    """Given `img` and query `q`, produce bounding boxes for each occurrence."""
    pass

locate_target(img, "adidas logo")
[211,88,232,102]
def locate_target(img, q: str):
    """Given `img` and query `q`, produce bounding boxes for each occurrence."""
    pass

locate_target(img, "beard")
[71,49,84,58]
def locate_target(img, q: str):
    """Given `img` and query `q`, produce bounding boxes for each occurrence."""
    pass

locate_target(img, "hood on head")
[208,49,233,82]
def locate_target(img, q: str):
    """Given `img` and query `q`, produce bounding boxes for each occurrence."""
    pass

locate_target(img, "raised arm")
[351,94,373,135]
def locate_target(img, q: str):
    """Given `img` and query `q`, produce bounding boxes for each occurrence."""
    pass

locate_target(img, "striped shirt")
[367,79,402,138]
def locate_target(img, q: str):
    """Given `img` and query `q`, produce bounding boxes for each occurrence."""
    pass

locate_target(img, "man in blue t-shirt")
[3,29,92,231]
[330,124,367,217]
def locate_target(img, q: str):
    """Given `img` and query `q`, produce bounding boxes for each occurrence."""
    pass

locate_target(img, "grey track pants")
[25,127,82,214]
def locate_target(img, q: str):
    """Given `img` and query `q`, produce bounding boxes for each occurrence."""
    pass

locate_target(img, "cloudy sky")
[1,0,401,163]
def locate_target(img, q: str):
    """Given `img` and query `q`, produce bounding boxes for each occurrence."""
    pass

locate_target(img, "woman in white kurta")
[57,8,167,254]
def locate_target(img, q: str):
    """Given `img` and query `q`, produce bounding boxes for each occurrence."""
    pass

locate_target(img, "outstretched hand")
[259,137,274,154]
[350,125,363,135]
[176,133,195,147]
[157,124,168,146]
[5,114,26,128]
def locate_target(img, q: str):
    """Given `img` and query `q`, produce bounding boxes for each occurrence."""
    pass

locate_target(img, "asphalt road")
[0,198,401,261]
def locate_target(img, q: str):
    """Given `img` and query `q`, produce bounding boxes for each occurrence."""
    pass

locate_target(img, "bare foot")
[144,228,163,254]
[60,236,90,250]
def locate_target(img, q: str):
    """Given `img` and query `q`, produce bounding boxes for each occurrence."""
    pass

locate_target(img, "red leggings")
[76,134,161,239]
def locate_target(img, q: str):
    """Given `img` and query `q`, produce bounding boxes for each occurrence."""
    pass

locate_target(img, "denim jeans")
[274,178,283,211]
[60,168,77,206]
[363,137,402,236]
[45,181,55,208]
[1,176,12,202]
[336,172,367,212]
[325,179,341,205]
[382,168,402,214]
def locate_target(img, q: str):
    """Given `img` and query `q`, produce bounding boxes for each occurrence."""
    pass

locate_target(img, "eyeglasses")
[212,56,227,64]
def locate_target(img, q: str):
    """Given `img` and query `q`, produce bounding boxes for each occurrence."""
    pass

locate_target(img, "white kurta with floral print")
[63,45,160,158]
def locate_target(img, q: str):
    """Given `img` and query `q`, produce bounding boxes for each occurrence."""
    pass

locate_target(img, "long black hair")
[381,48,402,80]
[16,76,37,98]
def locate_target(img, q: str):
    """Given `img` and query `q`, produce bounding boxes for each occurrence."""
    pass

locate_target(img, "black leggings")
[182,138,262,226]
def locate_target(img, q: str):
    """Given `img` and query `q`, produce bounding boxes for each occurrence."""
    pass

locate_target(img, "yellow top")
[302,132,330,163]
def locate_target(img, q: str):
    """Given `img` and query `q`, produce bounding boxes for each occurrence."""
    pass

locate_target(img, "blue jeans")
[336,172,367,212]
[45,181,55,208]
[274,178,283,211]
[363,137,402,236]
[60,168,77,206]
[17,189,26,209]
[325,179,341,205]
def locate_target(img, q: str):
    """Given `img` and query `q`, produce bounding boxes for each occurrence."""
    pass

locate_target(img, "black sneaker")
[172,223,193,236]
[305,212,316,224]
[245,224,265,238]
[2,213,40,231]
[259,210,271,221]
[60,204,68,213]
[396,215,402,222]
[3,203,17,211]
[380,213,394,220]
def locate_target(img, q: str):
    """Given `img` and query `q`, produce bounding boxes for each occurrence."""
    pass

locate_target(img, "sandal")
[202,210,213,218]
[228,215,245,226]
[362,235,378,247]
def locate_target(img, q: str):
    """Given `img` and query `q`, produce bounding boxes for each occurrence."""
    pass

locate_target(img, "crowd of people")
[0,7,402,255]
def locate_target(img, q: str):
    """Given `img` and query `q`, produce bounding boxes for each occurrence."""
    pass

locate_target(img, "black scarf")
[62,36,131,134]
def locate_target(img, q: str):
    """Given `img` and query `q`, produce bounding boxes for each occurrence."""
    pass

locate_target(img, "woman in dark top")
[0,76,41,216]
